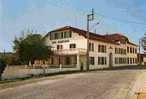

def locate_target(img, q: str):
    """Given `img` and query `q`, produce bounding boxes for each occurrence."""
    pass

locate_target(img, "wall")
[2,65,80,80]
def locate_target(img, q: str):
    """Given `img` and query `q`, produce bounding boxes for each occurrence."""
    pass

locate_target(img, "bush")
[0,58,6,80]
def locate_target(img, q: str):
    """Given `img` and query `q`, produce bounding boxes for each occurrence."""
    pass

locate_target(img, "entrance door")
[65,56,70,65]
[109,53,113,68]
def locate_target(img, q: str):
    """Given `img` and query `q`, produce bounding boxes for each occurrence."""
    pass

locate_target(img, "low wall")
[2,65,80,80]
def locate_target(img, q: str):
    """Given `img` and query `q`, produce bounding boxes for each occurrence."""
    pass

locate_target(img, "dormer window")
[50,31,72,40]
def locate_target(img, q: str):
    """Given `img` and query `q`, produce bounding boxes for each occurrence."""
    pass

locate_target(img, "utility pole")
[86,9,94,71]
[3,49,5,57]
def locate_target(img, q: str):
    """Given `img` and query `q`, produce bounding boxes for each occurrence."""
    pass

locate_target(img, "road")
[0,69,144,99]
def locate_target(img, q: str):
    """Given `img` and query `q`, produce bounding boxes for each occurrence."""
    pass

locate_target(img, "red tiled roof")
[44,26,136,46]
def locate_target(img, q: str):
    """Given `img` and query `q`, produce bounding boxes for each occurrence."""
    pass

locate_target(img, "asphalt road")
[0,70,144,99]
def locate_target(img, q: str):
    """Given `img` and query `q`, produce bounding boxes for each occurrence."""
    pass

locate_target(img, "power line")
[47,1,146,26]
[94,12,146,26]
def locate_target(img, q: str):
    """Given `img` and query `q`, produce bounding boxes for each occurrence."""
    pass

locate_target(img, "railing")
[54,48,86,55]
[28,64,77,69]
[49,64,77,68]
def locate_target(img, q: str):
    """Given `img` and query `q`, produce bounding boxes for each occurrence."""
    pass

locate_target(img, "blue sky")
[0,0,146,52]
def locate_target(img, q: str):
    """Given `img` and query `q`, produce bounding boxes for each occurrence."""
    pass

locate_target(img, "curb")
[131,71,146,99]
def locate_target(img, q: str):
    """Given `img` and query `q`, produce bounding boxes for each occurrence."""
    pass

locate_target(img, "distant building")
[41,26,137,70]
[144,54,146,65]
[137,53,144,63]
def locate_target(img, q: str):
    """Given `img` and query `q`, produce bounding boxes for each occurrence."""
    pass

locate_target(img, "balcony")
[54,48,86,55]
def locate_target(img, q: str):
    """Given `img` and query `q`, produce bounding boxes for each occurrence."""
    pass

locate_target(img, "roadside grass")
[0,76,32,84]
[0,70,82,89]
[0,74,65,90]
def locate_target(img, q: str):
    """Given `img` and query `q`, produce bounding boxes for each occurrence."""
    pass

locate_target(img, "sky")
[0,0,146,52]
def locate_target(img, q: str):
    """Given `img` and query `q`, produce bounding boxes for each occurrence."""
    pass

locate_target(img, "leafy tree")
[13,33,52,66]
[0,53,20,65]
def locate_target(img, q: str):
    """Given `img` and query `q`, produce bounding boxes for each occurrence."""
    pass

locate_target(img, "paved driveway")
[0,69,144,99]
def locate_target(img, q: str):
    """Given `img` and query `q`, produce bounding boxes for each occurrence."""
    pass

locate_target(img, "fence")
[2,65,79,80]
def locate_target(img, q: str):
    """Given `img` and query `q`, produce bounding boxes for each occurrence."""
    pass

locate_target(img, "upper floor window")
[130,47,132,53]
[133,48,135,53]
[128,47,136,54]
[89,57,95,65]
[70,44,76,49]
[115,48,126,55]
[127,47,129,53]
[135,48,137,53]
[115,48,117,54]
[98,57,107,65]
[89,43,94,51]
[98,45,106,53]
[54,33,59,39]
[50,31,72,40]
[57,45,63,50]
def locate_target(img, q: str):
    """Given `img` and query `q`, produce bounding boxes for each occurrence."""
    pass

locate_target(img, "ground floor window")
[98,57,107,65]
[65,56,70,65]
[115,57,127,64]
[127,57,137,64]
[115,58,118,64]
[89,57,95,65]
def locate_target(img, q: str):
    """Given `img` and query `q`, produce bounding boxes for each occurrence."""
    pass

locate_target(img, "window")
[127,47,129,53]
[61,32,64,38]
[133,58,135,64]
[89,43,94,51]
[69,32,72,38]
[54,33,59,39]
[135,58,137,63]
[63,32,67,38]
[50,31,72,40]
[115,57,127,64]
[135,48,137,54]
[50,32,55,40]
[130,58,132,64]
[98,57,106,65]
[57,45,63,50]
[98,45,101,52]
[127,58,129,64]
[90,57,95,65]
[98,45,106,53]
[115,48,126,55]
[124,49,126,54]
[130,47,132,53]
[115,48,117,54]
[115,58,119,64]
[70,44,76,49]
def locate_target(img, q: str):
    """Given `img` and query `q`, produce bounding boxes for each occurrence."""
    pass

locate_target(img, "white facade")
[44,26,137,70]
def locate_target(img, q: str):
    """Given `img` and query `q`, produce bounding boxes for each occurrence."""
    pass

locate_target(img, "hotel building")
[43,26,137,70]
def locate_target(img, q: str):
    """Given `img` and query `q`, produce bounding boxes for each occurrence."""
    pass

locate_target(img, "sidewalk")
[132,71,146,99]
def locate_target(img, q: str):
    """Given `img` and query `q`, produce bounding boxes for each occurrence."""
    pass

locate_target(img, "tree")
[0,52,20,65]
[13,33,52,65]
